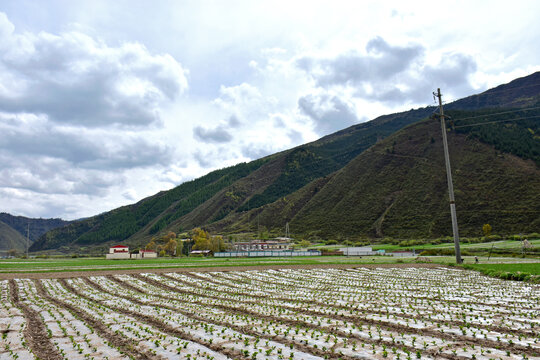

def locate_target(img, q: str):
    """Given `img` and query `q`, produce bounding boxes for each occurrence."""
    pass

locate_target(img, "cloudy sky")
[1,0,539,220]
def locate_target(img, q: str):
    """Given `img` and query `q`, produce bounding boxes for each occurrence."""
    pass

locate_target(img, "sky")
[0,0,539,220]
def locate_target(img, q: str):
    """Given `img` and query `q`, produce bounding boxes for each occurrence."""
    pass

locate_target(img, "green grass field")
[308,239,540,252]
[0,256,414,273]
[1,255,538,274]
[465,262,540,275]
[370,239,540,251]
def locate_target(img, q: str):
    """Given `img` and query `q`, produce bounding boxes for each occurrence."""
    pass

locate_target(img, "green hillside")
[0,220,28,252]
[30,72,540,252]
[0,213,70,242]
[277,118,539,239]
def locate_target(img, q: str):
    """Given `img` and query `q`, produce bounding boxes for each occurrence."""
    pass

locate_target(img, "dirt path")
[0,262,443,280]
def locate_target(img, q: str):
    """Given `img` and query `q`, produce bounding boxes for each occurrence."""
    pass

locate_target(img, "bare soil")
[9,279,63,360]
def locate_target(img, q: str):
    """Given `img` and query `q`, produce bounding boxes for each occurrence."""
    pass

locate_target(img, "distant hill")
[0,220,28,252]
[30,72,540,252]
[0,213,70,243]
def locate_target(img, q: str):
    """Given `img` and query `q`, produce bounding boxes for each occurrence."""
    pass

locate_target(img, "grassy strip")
[2,254,538,274]
[0,256,423,273]
[461,263,540,283]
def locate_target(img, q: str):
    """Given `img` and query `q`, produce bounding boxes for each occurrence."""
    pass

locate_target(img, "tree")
[176,240,184,257]
[522,239,533,255]
[145,240,156,251]
[482,224,492,237]
[298,240,311,248]
[163,231,176,241]
[164,239,177,256]
[192,228,211,250]
[209,235,225,252]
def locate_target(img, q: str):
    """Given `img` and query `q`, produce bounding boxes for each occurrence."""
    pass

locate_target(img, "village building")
[338,247,380,256]
[106,245,130,259]
[106,245,157,259]
[129,249,158,259]
[232,239,292,251]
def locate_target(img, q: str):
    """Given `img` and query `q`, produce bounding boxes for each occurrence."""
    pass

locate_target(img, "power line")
[453,115,540,129]
[469,81,540,96]
[450,105,540,121]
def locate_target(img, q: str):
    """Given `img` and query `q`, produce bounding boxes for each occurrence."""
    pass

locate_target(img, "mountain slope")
[275,118,539,239]
[0,220,29,251]
[31,72,540,252]
[0,213,70,242]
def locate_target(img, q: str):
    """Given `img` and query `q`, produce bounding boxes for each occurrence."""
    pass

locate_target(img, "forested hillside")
[30,72,540,252]
[268,118,539,239]
[0,220,28,251]
[0,213,70,242]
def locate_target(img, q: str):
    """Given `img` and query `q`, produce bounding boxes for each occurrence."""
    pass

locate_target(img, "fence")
[214,250,321,258]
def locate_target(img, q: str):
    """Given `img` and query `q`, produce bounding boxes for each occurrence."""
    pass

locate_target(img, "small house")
[129,249,158,259]
[139,249,157,258]
[233,240,292,251]
[106,245,130,259]
[338,247,378,256]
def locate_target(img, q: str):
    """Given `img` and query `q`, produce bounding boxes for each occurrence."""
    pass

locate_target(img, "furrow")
[33,279,155,360]
[9,279,63,360]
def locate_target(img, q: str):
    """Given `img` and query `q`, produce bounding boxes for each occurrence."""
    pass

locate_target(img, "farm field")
[1,266,539,359]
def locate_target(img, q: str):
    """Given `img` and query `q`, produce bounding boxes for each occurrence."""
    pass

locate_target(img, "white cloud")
[0,12,186,219]
[0,14,188,127]
[298,93,359,135]
[193,124,233,143]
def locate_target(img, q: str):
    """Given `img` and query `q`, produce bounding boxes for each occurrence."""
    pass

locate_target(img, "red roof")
[140,250,156,253]
[111,245,128,248]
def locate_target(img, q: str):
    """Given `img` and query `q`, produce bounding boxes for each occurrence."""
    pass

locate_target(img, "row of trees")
[144,228,227,256]
[191,228,227,252]
[145,231,182,256]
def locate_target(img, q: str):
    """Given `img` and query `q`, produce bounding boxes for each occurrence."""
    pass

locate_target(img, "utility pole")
[247,183,251,237]
[434,88,462,264]
[26,223,30,259]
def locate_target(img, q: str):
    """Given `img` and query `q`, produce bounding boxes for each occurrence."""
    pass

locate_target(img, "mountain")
[0,213,71,242]
[0,220,29,252]
[30,72,540,252]
[265,117,539,239]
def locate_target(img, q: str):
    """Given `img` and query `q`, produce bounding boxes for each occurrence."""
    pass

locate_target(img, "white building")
[107,246,158,259]
[106,245,130,259]
[338,247,379,256]
[233,240,292,251]
[130,249,158,259]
